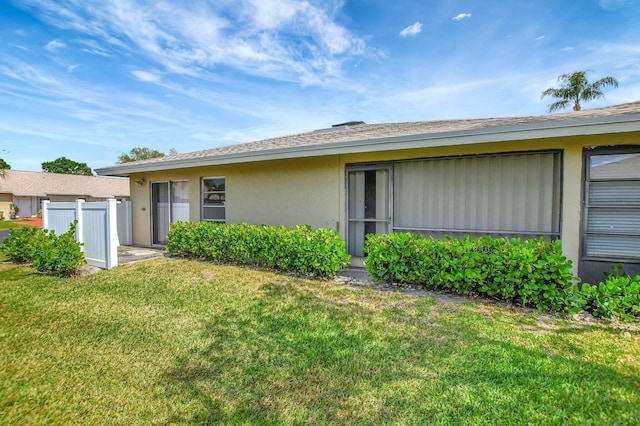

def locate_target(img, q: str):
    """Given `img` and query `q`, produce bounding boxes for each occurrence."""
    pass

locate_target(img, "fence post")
[75,199,85,250]
[106,198,118,269]
[42,200,50,229]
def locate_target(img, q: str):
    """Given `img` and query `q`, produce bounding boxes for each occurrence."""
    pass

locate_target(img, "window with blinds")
[392,151,562,240]
[584,152,640,260]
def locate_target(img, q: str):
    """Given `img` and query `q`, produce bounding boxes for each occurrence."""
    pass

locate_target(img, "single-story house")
[96,101,640,284]
[0,170,130,218]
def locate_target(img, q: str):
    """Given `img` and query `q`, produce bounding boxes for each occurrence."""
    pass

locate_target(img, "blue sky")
[1,0,639,172]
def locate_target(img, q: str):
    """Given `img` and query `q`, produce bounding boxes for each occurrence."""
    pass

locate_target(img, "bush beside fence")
[1,222,85,276]
[166,222,351,278]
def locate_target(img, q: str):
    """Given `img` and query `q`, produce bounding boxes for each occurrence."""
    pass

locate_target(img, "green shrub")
[30,225,85,277]
[9,203,19,219]
[0,226,41,262]
[577,266,640,321]
[0,211,4,221]
[166,222,350,277]
[0,222,85,276]
[364,233,576,311]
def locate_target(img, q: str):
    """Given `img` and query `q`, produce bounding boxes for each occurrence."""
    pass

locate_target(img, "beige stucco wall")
[0,193,11,220]
[128,156,342,246]
[127,132,640,274]
[227,157,342,228]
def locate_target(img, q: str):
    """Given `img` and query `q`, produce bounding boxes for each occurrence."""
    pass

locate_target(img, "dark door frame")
[579,146,640,283]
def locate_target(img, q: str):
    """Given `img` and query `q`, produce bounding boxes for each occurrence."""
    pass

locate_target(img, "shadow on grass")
[0,264,42,282]
[161,280,640,424]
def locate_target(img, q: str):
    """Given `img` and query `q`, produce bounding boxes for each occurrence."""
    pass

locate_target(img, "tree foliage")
[117,147,166,163]
[541,70,619,113]
[41,157,93,176]
[0,157,9,179]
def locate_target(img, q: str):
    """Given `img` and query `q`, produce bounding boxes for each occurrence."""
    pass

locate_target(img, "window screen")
[393,152,561,240]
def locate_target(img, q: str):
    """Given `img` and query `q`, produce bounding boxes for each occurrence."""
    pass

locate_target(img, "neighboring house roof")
[590,153,640,180]
[96,101,640,176]
[0,170,130,198]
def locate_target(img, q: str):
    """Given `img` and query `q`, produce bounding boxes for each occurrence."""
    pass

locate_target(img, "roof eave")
[95,114,640,177]
[11,192,48,197]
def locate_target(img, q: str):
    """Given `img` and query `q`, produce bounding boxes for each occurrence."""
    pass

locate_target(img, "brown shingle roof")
[97,101,640,175]
[0,170,130,198]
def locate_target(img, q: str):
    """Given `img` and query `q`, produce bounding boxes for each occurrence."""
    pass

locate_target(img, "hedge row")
[577,271,640,321]
[0,223,85,276]
[364,233,575,311]
[166,222,351,277]
[363,232,640,320]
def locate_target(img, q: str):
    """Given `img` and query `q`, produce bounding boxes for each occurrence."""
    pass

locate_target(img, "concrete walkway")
[118,246,166,265]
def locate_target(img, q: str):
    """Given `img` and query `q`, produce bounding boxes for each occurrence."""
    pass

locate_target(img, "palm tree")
[541,71,618,113]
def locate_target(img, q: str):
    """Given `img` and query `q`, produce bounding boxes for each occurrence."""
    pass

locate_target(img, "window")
[583,151,640,260]
[171,181,190,223]
[202,177,225,222]
[391,151,562,241]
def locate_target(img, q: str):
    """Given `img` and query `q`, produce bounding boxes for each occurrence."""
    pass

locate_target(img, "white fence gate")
[42,199,132,269]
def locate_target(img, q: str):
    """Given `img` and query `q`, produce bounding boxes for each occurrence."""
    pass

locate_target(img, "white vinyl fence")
[42,199,132,269]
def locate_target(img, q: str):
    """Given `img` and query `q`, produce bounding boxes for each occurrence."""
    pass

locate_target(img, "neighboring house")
[96,101,640,284]
[0,170,130,218]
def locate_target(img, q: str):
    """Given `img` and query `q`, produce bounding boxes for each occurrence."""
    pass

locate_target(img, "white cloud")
[19,0,366,86]
[400,22,423,38]
[599,0,635,10]
[0,62,61,87]
[244,0,300,30]
[45,40,66,50]
[599,42,640,55]
[561,46,574,52]
[536,36,545,40]
[131,70,161,83]
[67,64,79,72]
[78,39,113,57]
[452,13,472,21]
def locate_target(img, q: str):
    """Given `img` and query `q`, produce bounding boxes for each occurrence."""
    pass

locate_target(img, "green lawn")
[1,255,639,425]
[0,219,40,230]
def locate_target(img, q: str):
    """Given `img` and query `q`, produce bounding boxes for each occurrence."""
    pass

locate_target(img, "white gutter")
[96,112,640,176]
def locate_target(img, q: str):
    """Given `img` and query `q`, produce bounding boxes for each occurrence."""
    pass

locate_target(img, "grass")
[0,219,40,230]
[1,255,639,425]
